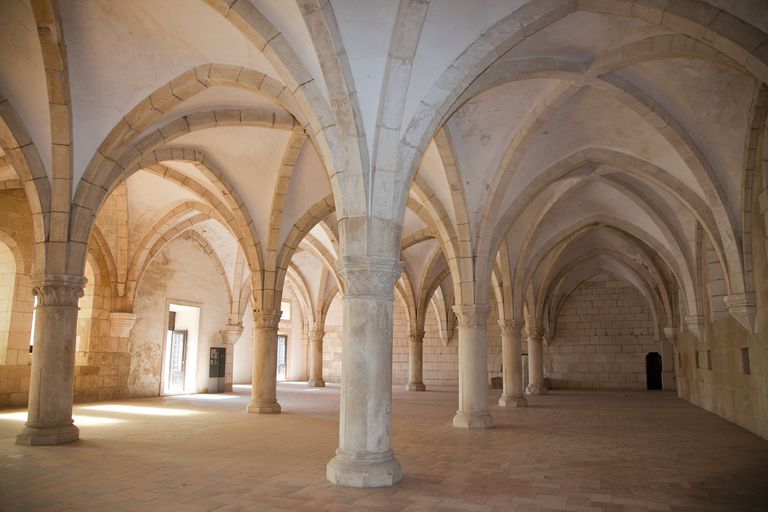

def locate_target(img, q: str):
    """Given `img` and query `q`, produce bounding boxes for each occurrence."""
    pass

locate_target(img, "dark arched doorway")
[646,352,663,390]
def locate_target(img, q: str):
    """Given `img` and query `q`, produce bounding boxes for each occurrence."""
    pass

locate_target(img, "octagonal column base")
[327,452,403,488]
[453,411,494,429]
[247,400,281,414]
[16,423,79,446]
[405,382,425,391]
[499,394,528,407]
[526,384,548,395]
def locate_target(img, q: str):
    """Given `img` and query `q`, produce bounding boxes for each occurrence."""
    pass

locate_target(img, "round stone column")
[499,320,527,407]
[17,274,86,446]
[247,309,281,414]
[405,329,425,391]
[452,304,494,429]
[307,329,325,387]
[326,257,403,488]
[526,328,547,395]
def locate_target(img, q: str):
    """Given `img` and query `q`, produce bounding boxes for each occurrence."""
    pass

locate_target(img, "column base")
[247,400,281,414]
[453,410,494,429]
[526,384,548,395]
[307,379,326,387]
[16,423,79,446]
[326,452,403,488]
[223,384,233,392]
[405,382,425,391]
[498,394,528,407]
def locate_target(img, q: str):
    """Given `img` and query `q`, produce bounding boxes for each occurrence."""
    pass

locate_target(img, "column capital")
[724,293,756,333]
[498,319,525,337]
[453,304,491,328]
[109,312,137,338]
[253,309,281,329]
[527,326,545,340]
[337,256,403,299]
[32,274,87,307]
[409,330,425,343]
[220,323,244,345]
[310,329,325,343]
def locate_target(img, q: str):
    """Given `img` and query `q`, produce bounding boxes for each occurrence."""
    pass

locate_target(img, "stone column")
[498,320,527,407]
[327,257,403,488]
[17,274,86,446]
[247,309,281,413]
[663,327,682,397]
[526,327,547,395]
[406,329,426,391]
[307,328,325,387]
[452,304,494,429]
[220,323,244,392]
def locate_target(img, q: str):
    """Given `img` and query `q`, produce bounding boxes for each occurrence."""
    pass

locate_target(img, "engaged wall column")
[17,274,86,446]
[327,257,403,487]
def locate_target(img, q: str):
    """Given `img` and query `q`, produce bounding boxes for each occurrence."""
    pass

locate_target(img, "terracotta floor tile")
[1,384,767,512]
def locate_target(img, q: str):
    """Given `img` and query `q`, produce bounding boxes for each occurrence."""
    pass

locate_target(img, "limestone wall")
[0,189,34,407]
[546,274,659,390]
[675,178,768,440]
[128,236,229,397]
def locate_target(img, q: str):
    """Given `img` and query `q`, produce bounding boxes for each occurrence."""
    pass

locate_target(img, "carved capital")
[409,330,425,344]
[528,326,545,340]
[337,257,403,300]
[498,320,525,337]
[309,329,325,344]
[453,304,491,328]
[724,293,756,334]
[220,323,244,345]
[32,274,87,307]
[684,315,704,341]
[109,312,137,338]
[253,309,281,329]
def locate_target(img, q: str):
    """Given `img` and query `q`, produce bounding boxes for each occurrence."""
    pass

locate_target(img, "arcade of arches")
[1,0,768,502]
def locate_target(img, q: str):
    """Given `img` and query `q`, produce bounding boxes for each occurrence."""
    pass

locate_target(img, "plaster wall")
[0,189,34,406]
[127,237,228,397]
[233,304,254,384]
[547,274,659,390]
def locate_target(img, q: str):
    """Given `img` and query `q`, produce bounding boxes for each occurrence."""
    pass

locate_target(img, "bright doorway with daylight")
[277,334,287,381]
[163,303,201,395]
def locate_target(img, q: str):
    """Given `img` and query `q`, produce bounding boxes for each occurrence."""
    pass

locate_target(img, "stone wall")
[546,274,659,390]
[128,236,229,397]
[0,189,34,406]
[675,172,768,440]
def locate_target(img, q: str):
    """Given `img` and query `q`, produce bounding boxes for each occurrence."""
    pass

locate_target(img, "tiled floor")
[1,384,767,511]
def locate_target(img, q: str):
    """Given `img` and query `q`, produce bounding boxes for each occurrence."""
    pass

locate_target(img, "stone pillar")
[406,329,426,391]
[498,320,527,407]
[327,257,403,488]
[307,328,325,387]
[663,327,682,397]
[526,328,547,395]
[247,310,281,414]
[17,274,86,446]
[220,323,244,392]
[452,304,494,429]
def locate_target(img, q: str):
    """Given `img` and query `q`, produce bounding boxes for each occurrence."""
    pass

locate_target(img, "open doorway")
[646,352,663,390]
[163,303,201,395]
[276,334,287,381]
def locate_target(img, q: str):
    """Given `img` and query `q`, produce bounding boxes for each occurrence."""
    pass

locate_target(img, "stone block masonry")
[547,274,658,390]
